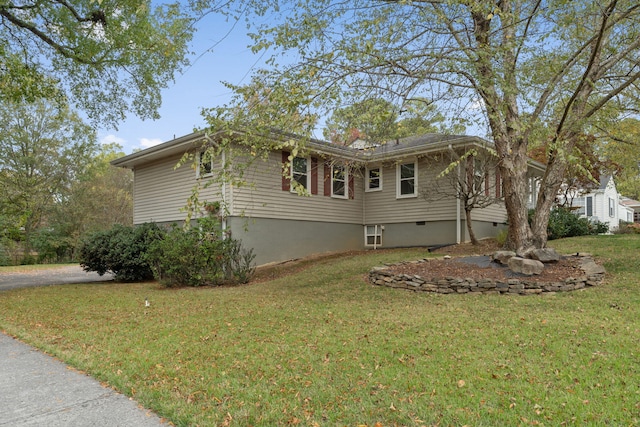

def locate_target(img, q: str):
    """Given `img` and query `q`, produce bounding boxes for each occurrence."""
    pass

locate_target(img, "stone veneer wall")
[368,255,605,295]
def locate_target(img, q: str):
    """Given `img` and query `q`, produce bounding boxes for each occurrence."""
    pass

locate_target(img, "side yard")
[0,236,639,426]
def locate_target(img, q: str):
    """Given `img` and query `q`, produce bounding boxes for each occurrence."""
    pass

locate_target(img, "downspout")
[362,170,368,249]
[448,144,461,244]
[221,149,227,239]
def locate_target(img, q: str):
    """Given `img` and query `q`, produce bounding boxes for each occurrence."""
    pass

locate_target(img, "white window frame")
[197,150,213,178]
[365,165,382,192]
[331,163,348,199]
[364,225,383,248]
[609,197,615,217]
[396,160,418,199]
[290,156,311,193]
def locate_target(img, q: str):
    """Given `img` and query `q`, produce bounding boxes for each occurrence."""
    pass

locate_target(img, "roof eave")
[110,131,207,169]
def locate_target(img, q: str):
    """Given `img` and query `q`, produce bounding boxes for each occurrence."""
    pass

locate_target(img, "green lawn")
[1,236,639,426]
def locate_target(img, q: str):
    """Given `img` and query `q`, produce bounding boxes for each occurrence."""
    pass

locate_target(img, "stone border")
[368,255,605,295]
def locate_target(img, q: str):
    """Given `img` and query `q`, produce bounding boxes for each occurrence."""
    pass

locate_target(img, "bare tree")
[423,149,503,245]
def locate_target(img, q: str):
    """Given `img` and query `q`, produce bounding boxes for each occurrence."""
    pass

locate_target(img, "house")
[620,197,640,223]
[112,131,545,265]
[569,175,627,231]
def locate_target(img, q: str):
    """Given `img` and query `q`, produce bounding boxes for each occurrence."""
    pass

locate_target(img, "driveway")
[0,265,114,291]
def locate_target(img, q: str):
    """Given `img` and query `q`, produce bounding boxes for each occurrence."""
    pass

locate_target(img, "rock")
[529,248,561,263]
[579,258,606,276]
[507,257,544,275]
[492,250,516,264]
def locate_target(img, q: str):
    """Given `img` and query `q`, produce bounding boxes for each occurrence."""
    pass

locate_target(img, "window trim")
[290,156,311,193]
[196,150,213,178]
[364,225,383,248]
[609,197,615,218]
[331,163,348,199]
[396,160,418,199]
[365,165,383,192]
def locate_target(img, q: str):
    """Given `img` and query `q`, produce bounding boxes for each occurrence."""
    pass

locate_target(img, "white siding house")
[571,176,623,231]
[112,131,546,265]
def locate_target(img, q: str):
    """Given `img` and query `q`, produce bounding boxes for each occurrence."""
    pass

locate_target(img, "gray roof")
[112,129,545,172]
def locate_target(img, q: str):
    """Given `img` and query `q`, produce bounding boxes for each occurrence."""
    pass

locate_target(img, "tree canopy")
[0,100,97,258]
[323,98,448,145]
[207,0,640,251]
[0,0,194,125]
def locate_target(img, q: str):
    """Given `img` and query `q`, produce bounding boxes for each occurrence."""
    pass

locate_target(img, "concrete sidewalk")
[0,333,167,426]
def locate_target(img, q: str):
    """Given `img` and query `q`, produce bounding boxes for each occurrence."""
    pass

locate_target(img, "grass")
[1,236,639,426]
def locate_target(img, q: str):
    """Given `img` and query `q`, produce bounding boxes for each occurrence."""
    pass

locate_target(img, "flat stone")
[580,258,606,276]
[508,257,544,275]
[492,250,516,264]
[529,248,561,263]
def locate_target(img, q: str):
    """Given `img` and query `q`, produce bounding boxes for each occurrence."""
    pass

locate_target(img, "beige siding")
[471,202,508,223]
[364,158,459,224]
[132,154,224,224]
[229,151,363,224]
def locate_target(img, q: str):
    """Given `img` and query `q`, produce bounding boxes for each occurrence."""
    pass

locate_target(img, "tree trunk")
[530,159,568,248]
[499,144,535,254]
[464,207,479,245]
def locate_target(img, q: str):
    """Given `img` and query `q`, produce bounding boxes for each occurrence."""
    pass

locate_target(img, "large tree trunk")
[530,160,568,248]
[499,142,535,254]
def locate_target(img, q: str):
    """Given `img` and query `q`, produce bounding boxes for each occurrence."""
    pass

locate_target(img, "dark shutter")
[485,173,490,196]
[348,173,355,199]
[282,151,291,191]
[311,157,318,195]
[324,162,331,196]
[495,170,502,198]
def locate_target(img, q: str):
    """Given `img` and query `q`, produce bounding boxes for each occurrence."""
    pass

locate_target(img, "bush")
[31,228,75,264]
[79,223,165,281]
[614,221,640,234]
[495,228,508,246]
[544,207,609,240]
[146,216,255,287]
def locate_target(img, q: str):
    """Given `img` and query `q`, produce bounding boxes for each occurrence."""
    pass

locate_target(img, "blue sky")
[98,12,265,154]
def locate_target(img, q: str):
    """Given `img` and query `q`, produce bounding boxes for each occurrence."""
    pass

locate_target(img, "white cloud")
[99,134,126,145]
[139,138,164,148]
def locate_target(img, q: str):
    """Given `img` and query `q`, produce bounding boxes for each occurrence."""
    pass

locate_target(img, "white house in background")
[112,131,546,266]
[570,175,626,231]
[620,197,640,223]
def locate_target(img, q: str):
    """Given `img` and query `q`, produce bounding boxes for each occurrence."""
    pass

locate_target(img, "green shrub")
[495,228,508,246]
[545,207,608,240]
[79,223,165,281]
[146,216,255,287]
[31,228,75,264]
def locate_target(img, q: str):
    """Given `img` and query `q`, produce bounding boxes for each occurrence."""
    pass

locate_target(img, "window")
[366,166,382,192]
[197,151,213,177]
[331,164,348,198]
[609,197,615,217]
[586,196,593,217]
[396,161,417,198]
[364,225,382,247]
[291,157,309,191]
